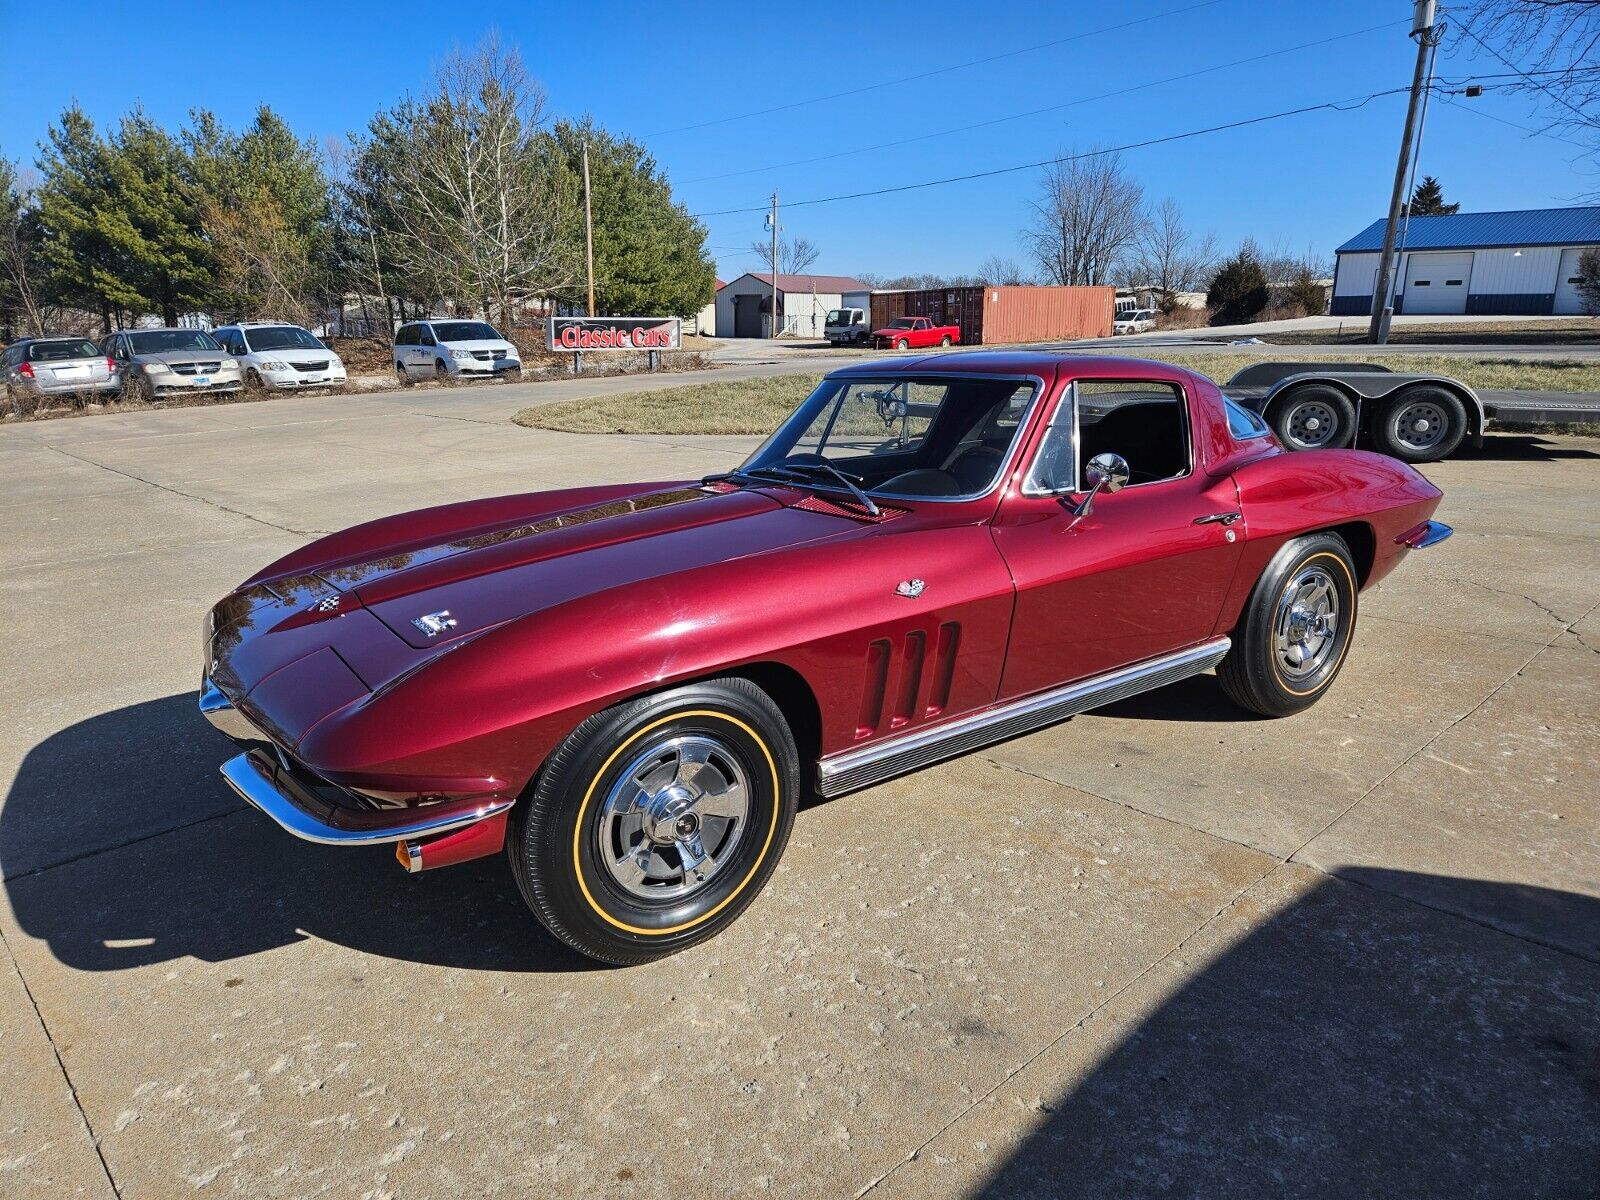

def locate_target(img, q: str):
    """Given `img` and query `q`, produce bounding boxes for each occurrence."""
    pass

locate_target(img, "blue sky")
[0,0,1585,281]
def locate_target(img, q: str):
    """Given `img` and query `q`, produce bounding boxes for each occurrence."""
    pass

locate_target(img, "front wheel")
[1371,385,1467,462]
[895,338,909,350]
[508,677,799,965]
[1217,532,1358,717]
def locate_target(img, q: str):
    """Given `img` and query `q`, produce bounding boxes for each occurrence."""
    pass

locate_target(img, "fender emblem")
[895,579,926,599]
[412,610,457,637]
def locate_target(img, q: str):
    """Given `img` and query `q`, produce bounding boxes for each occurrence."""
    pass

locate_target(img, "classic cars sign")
[546,316,681,353]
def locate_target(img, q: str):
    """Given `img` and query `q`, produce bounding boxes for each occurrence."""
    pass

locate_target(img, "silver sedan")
[105,328,244,400]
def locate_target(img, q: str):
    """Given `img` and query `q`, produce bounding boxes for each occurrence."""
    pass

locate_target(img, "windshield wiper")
[701,464,880,516]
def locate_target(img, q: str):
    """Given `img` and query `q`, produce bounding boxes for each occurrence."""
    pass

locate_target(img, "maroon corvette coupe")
[201,352,1450,964]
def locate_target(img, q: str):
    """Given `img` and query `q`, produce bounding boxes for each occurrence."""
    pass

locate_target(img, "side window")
[1074,380,1190,486]
[1225,398,1270,440]
[418,326,436,347]
[394,326,411,346]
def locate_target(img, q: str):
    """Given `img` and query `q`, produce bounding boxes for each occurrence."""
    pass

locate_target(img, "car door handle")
[1194,512,1242,526]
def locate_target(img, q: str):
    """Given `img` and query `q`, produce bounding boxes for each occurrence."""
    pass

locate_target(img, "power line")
[691,85,1415,218]
[644,0,1229,137]
[680,20,1405,186]
[1451,22,1596,127]
[1438,92,1593,148]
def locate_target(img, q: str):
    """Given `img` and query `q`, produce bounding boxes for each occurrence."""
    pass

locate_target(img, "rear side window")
[1075,380,1190,486]
[1225,398,1271,439]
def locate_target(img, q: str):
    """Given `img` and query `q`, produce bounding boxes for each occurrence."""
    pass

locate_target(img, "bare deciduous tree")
[750,236,820,276]
[976,255,1031,285]
[372,36,575,325]
[1024,149,1146,287]
[1455,1,1600,189]
[0,159,49,334]
[1123,198,1219,308]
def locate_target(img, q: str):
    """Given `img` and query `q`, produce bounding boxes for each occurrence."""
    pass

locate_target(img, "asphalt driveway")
[2,377,1596,1198]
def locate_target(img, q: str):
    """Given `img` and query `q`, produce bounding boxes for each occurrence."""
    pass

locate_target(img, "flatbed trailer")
[1222,361,1600,463]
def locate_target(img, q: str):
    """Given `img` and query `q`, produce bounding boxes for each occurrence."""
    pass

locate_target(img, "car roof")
[827,351,1199,384]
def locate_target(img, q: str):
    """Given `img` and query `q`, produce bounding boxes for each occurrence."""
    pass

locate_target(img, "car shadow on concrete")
[1467,433,1600,461]
[968,868,1600,1199]
[1087,673,1255,724]
[1,693,597,974]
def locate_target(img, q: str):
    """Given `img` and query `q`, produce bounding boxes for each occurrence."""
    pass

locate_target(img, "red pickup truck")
[871,316,961,350]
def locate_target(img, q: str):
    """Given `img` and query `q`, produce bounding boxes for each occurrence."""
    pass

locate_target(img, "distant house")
[1331,206,1600,316]
[716,272,872,338]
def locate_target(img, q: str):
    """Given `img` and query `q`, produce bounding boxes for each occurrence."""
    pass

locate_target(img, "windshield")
[128,330,222,354]
[431,321,500,342]
[244,325,322,352]
[27,339,101,361]
[739,374,1039,501]
[825,309,849,325]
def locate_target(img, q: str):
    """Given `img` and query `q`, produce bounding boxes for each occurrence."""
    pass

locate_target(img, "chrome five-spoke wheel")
[599,734,749,900]
[1273,564,1339,681]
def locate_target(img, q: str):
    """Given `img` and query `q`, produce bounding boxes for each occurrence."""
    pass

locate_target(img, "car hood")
[140,350,229,366]
[267,348,341,364]
[208,483,863,742]
[441,339,517,354]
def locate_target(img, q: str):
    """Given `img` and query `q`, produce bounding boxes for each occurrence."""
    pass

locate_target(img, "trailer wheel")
[1269,384,1355,452]
[1372,385,1467,463]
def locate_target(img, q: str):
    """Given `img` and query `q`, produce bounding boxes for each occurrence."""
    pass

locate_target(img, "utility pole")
[582,142,596,318]
[769,191,779,339]
[1368,0,1440,344]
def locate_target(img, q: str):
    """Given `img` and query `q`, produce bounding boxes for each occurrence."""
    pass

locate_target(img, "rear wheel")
[939,335,952,347]
[1371,385,1467,463]
[508,677,799,965]
[1218,532,1357,717]
[1269,384,1355,452]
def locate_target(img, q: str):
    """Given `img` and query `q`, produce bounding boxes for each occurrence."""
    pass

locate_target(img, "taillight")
[17,362,33,378]
[106,356,117,374]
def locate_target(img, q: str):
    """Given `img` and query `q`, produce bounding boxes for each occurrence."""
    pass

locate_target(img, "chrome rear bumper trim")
[220,752,513,846]
[816,637,1232,798]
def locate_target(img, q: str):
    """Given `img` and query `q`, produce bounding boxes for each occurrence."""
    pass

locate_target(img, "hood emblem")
[895,579,926,599]
[412,610,458,637]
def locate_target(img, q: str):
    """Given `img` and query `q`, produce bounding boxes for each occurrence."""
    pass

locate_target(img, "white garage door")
[1554,246,1594,314]
[1403,252,1474,314]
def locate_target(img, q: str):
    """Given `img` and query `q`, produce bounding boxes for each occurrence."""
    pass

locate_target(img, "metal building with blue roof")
[1330,206,1600,317]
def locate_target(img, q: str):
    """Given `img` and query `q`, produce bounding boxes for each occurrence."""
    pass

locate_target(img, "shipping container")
[869,286,1113,345]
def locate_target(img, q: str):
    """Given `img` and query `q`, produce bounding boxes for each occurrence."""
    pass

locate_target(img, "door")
[1554,247,1592,314]
[412,325,437,372]
[1403,252,1473,314]
[991,378,1244,699]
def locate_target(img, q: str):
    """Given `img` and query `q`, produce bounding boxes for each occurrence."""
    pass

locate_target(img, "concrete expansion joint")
[0,923,125,1199]
[46,446,319,540]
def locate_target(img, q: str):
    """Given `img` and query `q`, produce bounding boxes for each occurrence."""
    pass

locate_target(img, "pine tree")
[549,118,715,318]
[1405,176,1459,218]
[34,106,138,326]
[1207,246,1270,325]
[108,109,212,325]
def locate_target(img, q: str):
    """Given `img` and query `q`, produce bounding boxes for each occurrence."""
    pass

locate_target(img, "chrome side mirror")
[1069,452,1130,518]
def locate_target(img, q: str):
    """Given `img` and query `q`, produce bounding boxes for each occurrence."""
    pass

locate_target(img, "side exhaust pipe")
[396,810,510,873]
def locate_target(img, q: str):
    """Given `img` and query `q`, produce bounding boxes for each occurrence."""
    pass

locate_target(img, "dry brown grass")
[513,350,1600,436]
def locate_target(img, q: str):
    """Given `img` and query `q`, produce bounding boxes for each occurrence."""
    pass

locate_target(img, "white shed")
[716,272,873,338]
[1331,206,1600,317]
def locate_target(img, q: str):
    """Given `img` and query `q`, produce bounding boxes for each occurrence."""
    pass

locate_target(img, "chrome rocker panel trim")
[219,752,513,846]
[816,637,1232,798]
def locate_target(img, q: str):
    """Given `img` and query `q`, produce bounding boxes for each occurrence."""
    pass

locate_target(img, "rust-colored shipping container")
[869,285,1113,345]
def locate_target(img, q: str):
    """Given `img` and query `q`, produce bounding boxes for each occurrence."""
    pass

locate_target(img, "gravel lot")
[2,373,1596,1198]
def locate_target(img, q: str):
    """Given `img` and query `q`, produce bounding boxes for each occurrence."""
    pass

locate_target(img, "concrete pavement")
[1,380,1596,1197]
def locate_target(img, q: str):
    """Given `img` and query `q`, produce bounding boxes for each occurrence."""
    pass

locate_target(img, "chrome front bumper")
[200,677,511,846]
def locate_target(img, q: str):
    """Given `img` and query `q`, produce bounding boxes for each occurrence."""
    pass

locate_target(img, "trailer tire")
[1372,385,1467,463]
[1268,384,1355,451]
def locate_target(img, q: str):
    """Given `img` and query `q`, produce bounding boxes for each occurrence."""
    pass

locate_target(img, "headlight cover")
[449,349,474,360]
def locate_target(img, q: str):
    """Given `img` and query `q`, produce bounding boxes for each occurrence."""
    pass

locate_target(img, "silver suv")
[105,328,243,400]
